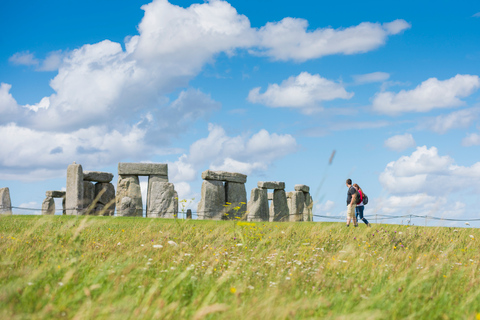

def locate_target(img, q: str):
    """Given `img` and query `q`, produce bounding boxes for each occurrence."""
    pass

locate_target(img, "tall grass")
[1,215,479,319]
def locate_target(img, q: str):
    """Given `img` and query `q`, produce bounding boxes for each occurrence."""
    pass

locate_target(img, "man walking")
[345,179,358,227]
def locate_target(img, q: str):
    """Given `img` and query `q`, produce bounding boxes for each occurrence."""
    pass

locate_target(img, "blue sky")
[1,0,480,226]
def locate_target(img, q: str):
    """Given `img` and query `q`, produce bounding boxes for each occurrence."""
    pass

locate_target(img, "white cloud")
[247,72,353,113]
[372,74,480,115]
[315,200,335,216]
[352,72,390,84]
[462,133,480,146]
[254,18,410,62]
[384,133,416,152]
[419,107,480,134]
[9,51,39,66]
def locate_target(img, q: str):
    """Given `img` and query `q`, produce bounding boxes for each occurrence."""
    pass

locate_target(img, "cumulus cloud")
[418,107,480,134]
[372,74,480,115]
[254,18,410,62]
[247,72,353,113]
[384,133,416,152]
[462,133,480,146]
[352,72,390,84]
[8,51,39,66]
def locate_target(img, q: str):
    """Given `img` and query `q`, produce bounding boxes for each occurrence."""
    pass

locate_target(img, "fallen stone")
[42,197,55,215]
[0,187,12,215]
[225,181,247,219]
[294,184,310,193]
[116,175,143,216]
[118,163,168,177]
[146,181,177,218]
[273,189,289,222]
[197,180,225,220]
[288,191,305,222]
[83,171,114,183]
[201,170,247,183]
[66,163,84,215]
[257,181,285,190]
[45,190,66,198]
[247,188,269,222]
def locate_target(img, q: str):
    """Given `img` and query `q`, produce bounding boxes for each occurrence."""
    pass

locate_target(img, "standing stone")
[62,196,66,215]
[0,187,12,215]
[186,209,192,219]
[268,193,274,222]
[257,181,285,190]
[247,188,269,222]
[42,197,55,215]
[83,181,95,214]
[288,191,305,222]
[273,189,289,222]
[94,183,116,216]
[225,182,247,219]
[146,181,177,218]
[197,180,225,220]
[66,163,84,215]
[116,175,143,217]
[303,193,313,222]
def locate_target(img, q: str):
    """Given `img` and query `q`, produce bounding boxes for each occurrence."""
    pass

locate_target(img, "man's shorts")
[347,204,356,219]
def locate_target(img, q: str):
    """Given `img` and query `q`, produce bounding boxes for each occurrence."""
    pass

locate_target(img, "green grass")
[1,215,479,319]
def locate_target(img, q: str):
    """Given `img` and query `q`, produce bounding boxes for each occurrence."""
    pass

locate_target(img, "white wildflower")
[168,240,178,246]
[153,244,163,248]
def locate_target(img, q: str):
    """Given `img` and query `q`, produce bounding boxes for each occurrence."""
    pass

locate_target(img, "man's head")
[346,179,352,186]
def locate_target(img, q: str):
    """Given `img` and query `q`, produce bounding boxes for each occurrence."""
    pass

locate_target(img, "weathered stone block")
[201,170,247,183]
[303,193,313,222]
[186,209,192,219]
[83,181,95,214]
[257,181,285,190]
[94,182,115,216]
[0,187,12,215]
[273,189,289,222]
[225,182,247,219]
[83,171,114,183]
[118,163,168,177]
[66,163,83,215]
[294,184,310,193]
[247,188,269,222]
[116,175,143,216]
[46,190,66,198]
[197,180,225,220]
[42,197,55,215]
[146,181,178,218]
[288,191,305,222]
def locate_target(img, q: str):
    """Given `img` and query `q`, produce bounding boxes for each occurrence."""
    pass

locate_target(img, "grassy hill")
[1,215,479,319]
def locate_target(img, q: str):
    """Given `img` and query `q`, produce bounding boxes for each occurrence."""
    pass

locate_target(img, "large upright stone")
[146,181,178,218]
[273,189,289,222]
[202,170,247,183]
[83,181,95,214]
[288,191,305,222]
[116,175,143,216]
[197,180,225,220]
[0,187,12,215]
[83,171,114,183]
[66,163,84,215]
[42,197,55,215]
[118,163,168,177]
[258,181,285,190]
[225,182,247,219]
[303,193,313,222]
[247,188,269,222]
[94,183,116,216]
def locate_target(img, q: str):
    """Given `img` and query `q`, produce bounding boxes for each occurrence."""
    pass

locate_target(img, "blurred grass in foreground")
[1,215,479,319]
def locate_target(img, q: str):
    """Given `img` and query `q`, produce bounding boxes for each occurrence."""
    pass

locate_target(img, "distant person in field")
[353,183,370,227]
[345,179,358,227]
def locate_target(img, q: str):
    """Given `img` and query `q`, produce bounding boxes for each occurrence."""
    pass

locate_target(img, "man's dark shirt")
[346,186,356,206]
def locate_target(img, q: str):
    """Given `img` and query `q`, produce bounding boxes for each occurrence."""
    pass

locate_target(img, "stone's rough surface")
[83,171,114,183]
[94,183,115,216]
[273,189,289,222]
[0,187,12,215]
[288,191,305,222]
[116,175,143,216]
[201,170,247,183]
[42,197,55,215]
[247,188,269,222]
[225,182,247,219]
[46,190,66,198]
[147,181,178,218]
[118,163,168,177]
[83,181,95,213]
[257,181,285,190]
[197,180,225,220]
[66,163,84,215]
[294,184,310,193]
[303,193,313,222]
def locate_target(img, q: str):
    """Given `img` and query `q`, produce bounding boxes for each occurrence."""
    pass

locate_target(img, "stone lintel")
[83,171,114,183]
[201,170,247,183]
[257,181,285,190]
[118,163,168,176]
[46,190,66,198]
[294,184,310,193]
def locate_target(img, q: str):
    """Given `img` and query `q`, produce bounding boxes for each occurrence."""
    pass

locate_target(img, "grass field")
[1,215,479,319]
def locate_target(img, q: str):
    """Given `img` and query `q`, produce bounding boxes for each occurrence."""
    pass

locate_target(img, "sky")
[1,0,480,227]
